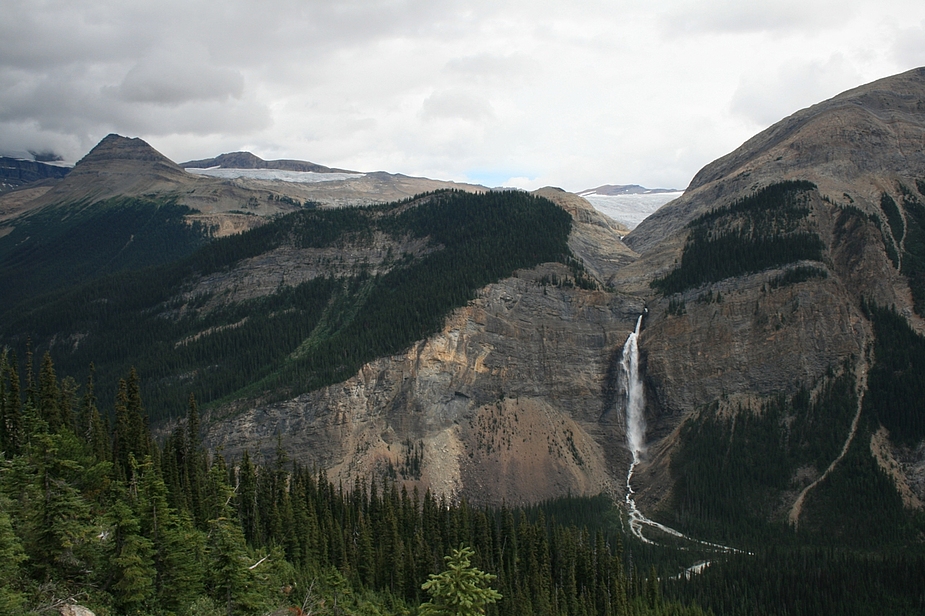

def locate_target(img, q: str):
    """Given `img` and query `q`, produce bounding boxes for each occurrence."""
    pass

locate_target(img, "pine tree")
[0,503,27,614]
[206,461,262,616]
[37,352,61,433]
[79,364,110,463]
[109,499,156,615]
[185,393,206,526]
[112,369,150,480]
[420,545,502,616]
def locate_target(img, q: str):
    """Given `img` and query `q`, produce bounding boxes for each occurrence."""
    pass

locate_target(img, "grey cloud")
[419,89,495,122]
[444,53,535,83]
[116,56,245,105]
[892,21,925,67]
[730,56,862,127]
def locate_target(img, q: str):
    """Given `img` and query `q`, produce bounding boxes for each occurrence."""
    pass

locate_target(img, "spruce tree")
[37,352,61,432]
[0,504,26,614]
[420,545,502,616]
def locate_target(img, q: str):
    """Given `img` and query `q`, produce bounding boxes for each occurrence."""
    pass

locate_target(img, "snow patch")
[186,168,365,183]
[584,192,681,230]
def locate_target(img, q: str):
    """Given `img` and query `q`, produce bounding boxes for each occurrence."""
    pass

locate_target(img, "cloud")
[661,0,857,35]
[2,1,925,189]
[891,21,925,67]
[419,89,495,122]
[116,53,245,105]
[730,56,863,128]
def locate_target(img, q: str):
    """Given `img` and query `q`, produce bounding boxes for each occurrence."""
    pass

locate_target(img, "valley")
[2,68,925,615]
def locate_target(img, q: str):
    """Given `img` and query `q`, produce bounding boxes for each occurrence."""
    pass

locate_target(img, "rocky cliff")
[203,68,925,526]
[620,68,925,523]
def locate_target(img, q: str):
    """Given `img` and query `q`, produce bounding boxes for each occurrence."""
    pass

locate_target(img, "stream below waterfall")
[620,313,741,554]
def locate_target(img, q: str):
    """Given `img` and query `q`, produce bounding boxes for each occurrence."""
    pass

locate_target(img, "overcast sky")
[3,0,925,191]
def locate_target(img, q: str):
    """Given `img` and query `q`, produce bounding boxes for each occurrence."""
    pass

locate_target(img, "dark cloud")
[116,55,245,105]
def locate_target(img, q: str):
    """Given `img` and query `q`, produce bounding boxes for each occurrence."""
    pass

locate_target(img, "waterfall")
[622,314,646,462]
[619,312,742,552]
[621,313,654,543]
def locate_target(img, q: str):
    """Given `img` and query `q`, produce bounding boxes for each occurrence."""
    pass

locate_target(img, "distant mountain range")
[0,155,71,192]
[181,151,357,174]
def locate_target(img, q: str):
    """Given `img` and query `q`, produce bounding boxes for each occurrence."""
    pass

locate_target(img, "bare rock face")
[617,68,925,514]
[208,266,644,505]
[208,68,925,515]
[532,187,637,286]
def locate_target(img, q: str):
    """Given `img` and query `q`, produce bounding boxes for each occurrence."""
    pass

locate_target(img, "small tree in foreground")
[419,546,501,616]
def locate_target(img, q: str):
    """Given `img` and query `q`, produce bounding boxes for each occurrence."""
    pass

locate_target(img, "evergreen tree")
[419,545,502,616]
[79,364,110,463]
[112,369,150,480]
[109,498,156,615]
[38,352,61,433]
[0,502,27,614]
[0,350,21,457]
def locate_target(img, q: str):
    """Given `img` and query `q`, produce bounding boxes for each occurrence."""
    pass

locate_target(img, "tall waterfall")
[622,313,657,543]
[620,312,741,551]
[622,314,646,462]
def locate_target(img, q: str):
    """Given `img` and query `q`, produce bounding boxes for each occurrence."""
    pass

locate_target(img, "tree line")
[1,351,712,616]
[1,190,580,425]
[651,181,825,295]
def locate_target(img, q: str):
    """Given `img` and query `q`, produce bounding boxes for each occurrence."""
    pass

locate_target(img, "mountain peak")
[77,134,184,169]
[33,134,192,206]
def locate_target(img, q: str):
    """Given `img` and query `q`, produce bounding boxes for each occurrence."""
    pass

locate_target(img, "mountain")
[3,69,925,556]
[181,150,357,173]
[0,134,489,307]
[0,156,70,192]
[200,67,925,546]
[616,67,925,544]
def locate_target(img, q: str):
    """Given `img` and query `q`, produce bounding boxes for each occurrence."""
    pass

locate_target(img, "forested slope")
[0,190,580,422]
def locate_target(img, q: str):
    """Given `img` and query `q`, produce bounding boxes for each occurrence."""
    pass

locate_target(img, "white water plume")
[619,312,742,553]
[622,314,646,462]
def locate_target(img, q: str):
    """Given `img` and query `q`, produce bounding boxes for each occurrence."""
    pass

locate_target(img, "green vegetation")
[897,183,925,315]
[0,190,575,422]
[0,352,711,616]
[667,367,864,546]
[862,302,925,444]
[664,549,925,616]
[0,196,211,305]
[419,546,501,616]
[651,181,825,295]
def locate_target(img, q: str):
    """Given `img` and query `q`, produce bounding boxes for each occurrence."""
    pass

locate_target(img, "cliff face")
[206,195,643,505]
[619,68,925,518]
[204,69,925,519]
